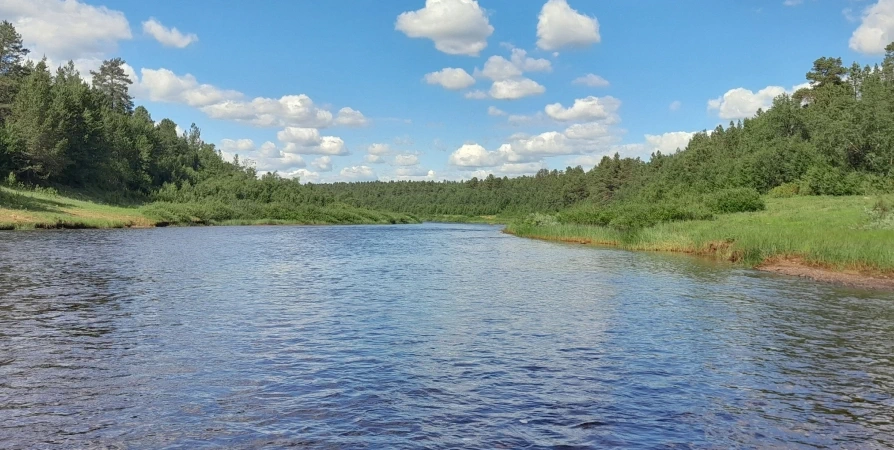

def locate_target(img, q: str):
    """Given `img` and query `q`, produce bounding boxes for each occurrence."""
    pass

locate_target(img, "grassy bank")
[0,186,156,230]
[505,196,894,277]
[0,187,418,230]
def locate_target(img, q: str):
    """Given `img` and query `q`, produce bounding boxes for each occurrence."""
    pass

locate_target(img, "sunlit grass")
[0,186,155,230]
[506,196,894,274]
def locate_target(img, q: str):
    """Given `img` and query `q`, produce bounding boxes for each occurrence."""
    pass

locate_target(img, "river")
[1,223,892,448]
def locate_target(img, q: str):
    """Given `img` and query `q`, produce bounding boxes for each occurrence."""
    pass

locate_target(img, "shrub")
[523,212,559,227]
[706,188,765,213]
[768,182,801,198]
[801,165,862,196]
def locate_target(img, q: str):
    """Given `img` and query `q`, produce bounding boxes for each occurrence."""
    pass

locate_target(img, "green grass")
[0,186,156,230]
[0,186,420,230]
[506,196,894,275]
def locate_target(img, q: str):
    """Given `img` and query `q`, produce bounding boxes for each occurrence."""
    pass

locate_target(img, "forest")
[0,19,892,230]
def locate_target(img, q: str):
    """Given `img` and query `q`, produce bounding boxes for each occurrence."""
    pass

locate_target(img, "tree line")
[1,16,891,227]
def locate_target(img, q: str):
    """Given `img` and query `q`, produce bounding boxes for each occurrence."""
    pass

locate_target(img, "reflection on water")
[1,224,893,448]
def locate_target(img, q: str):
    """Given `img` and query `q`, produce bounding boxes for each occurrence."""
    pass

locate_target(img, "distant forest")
[1,18,891,227]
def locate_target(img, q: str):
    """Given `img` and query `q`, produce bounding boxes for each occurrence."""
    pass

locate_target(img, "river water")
[1,223,893,449]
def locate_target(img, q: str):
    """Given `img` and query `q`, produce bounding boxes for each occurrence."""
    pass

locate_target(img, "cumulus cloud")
[368,143,391,155]
[488,106,507,116]
[707,84,808,119]
[310,156,333,172]
[536,0,600,51]
[849,0,894,54]
[490,78,546,100]
[219,139,307,175]
[423,67,476,90]
[340,165,377,180]
[448,144,515,167]
[464,90,489,99]
[563,122,612,140]
[669,100,682,111]
[395,0,493,56]
[0,0,132,62]
[509,48,552,72]
[131,68,366,129]
[276,127,348,155]
[478,56,523,81]
[469,161,546,178]
[394,166,432,177]
[545,96,621,121]
[394,154,420,166]
[364,143,390,164]
[142,18,197,48]
[644,131,696,154]
[334,107,369,127]
[572,73,609,87]
[135,68,242,106]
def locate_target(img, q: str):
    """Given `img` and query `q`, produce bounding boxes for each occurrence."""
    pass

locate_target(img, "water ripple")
[1,224,893,448]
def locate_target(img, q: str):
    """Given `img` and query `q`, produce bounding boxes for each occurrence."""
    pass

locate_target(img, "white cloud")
[364,143,390,164]
[464,90,489,99]
[490,78,546,100]
[509,48,552,72]
[334,107,369,127]
[707,84,808,119]
[394,166,431,177]
[849,0,894,54]
[644,131,695,154]
[545,96,621,121]
[135,68,242,107]
[536,0,600,51]
[470,161,546,178]
[478,56,523,81]
[563,122,611,140]
[449,144,515,167]
[424,67,476,90]
[202,94,334,128]
[310,156,333,172]
[394,154,420,166]
[669,100,682,111]
[572,73,609,87]
[1,0,132,62]
[783,0,803,5]
[276,127,348,155]
[395,0,493,56]
[368,143,391,155]
[287,168,321,183]
[220,139,307,175]
[340,165,377,180]
[132,68,365,129]
[488,106,507,116]
[142,18,197,48]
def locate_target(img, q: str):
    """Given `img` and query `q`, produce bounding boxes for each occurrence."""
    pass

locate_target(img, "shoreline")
[502,228,894,292]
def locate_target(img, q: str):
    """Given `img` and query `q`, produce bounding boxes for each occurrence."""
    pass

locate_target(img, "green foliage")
[706,188,765,214]
[864,198,894,230]
[768,183,802,198]
[522,213,559,227]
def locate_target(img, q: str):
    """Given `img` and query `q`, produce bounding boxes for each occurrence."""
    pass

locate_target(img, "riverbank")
[504,196,894,289]
[0,187,418,230]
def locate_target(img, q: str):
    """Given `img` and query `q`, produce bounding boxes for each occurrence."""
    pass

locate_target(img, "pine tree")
[91,58,134,114]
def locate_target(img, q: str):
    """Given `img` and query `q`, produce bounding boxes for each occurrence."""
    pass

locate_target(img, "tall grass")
[506,196,894,274]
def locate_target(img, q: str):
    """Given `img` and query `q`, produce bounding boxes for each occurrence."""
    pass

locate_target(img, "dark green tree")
[91,57,133,114]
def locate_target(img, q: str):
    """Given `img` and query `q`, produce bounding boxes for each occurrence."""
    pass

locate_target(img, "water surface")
[1,223,893,448]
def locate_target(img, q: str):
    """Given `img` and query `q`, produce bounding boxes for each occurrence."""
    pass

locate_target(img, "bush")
[864,197,894,230]
[767,182,801,198]
[801,165,863,196]
[522,212,559,227]
[706,188,765,213]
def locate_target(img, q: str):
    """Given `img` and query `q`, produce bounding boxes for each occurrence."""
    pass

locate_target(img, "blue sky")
[3,0,892,182]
